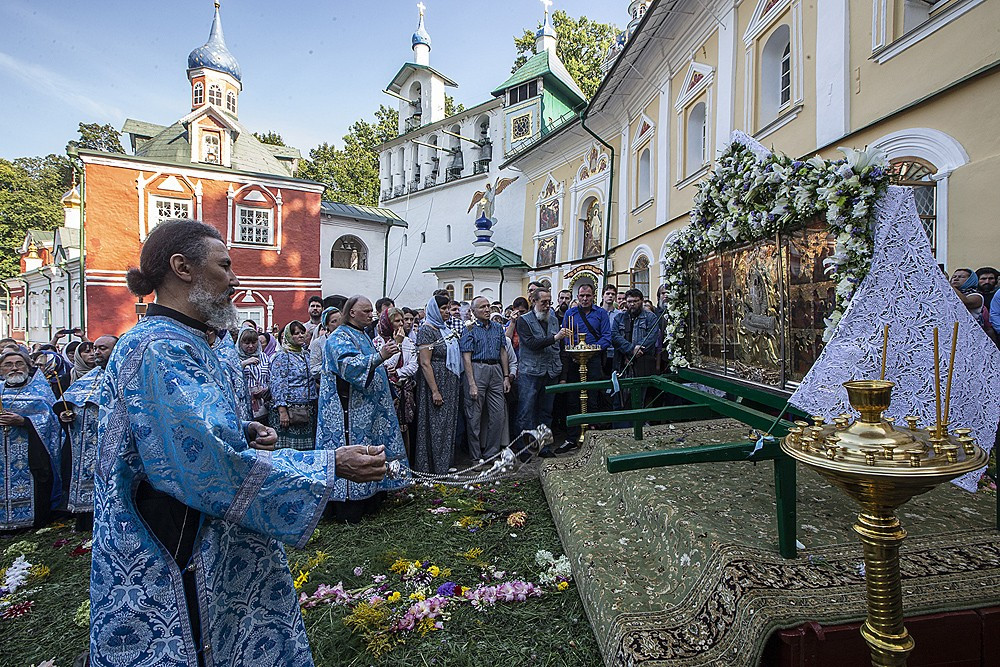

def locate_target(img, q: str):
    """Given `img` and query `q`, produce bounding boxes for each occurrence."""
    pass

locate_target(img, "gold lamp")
[780,325,988,667]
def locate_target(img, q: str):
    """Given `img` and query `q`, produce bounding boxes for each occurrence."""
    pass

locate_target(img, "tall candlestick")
[880,323,889,381]
[933,327,942,437]
[943,321,959,429]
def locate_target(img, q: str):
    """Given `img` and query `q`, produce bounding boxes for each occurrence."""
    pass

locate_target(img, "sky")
[0,0,624,160]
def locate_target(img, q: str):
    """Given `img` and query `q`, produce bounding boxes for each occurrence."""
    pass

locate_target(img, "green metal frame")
[546,371,808,558]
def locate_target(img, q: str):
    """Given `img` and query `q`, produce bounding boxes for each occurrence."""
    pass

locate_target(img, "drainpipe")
[382,223,391,297]
[41,268,54,341]
[75,158,87,332]
[580,113,615,286]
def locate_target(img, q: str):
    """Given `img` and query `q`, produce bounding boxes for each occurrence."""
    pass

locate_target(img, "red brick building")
[6,4,323,341]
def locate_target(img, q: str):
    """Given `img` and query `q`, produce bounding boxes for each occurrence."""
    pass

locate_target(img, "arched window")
[403,233,408,247]
[330,235,369,270]
[631,256,651,297]
[193,82,204,106]
[446,225,452,242]
[445,284,455,300]
[760,25,791,123]
[889,157,938,255]
[463,283,474,301]
[686,102,707,175]
[208,84,222,106]
[226,91,237,113]
[637,148,651,204]
[421,232,426,243]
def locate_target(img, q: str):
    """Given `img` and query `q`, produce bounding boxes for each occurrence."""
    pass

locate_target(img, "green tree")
[297,105,398,206]
[444,94,465,117]
[0,155,72,279]
[512,10,619,99]
[69,122,125,154]
[253,131,286,146]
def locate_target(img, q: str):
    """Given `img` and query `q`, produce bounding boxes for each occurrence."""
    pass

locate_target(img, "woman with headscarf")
[413,294,463,473]
[70,341,97,383]
[268,321,317,450]
[31,348,72,399]
[308,307,341,381]
[373,307,419,457]
[950,268,985,322]
[237,325,271,424]
[258,330,279,363]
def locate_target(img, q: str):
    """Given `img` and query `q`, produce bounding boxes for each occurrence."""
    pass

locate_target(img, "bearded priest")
[0,348,63,531]
[89,219,387,667]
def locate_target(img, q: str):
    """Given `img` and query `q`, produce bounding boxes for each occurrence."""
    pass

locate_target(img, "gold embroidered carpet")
[540,419,1000,666]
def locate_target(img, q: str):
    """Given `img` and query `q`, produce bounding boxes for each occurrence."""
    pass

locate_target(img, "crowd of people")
[1,218,997,665]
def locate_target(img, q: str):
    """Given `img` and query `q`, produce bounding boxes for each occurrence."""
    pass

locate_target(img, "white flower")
[838,146,887,173]
[3,555,32,594]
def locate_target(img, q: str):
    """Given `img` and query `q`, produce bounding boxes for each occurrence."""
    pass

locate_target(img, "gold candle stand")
[566,334,601,447]
[781,380,987,666]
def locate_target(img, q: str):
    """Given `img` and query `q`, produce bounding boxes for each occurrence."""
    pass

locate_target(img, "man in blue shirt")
[460,296,511,461]
[558,283,611,454]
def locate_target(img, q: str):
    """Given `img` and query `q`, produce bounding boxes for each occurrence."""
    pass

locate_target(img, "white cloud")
[0,51,123,122]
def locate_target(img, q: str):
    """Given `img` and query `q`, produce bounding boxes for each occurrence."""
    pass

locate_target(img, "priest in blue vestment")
[0,349,63,530]
[55,335,117,530]
[209,329,252,421]
[89,219,387,667]
[317,295,410,523]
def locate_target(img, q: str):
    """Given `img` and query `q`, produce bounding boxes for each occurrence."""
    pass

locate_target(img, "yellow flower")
[458,547,483,560]
[506,511,527,528]
[428,565,440,577]
[30,564,51,581]
[413,560,422,568]
[387,591,401,603]
[293,570,309,591]
[409,591,425,601]
[390,558,410,574]
[557,581,569,591]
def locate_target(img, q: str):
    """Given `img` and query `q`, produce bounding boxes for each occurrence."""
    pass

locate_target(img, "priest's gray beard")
[189,280,238,330]
[3,371,28,386]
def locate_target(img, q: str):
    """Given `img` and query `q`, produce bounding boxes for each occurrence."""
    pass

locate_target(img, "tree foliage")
[0,155,72,279]
[253,131,286,146]
[444,95,465,117]
[69,122,124,154]
[297,105,398,206]
[512,10,619,99]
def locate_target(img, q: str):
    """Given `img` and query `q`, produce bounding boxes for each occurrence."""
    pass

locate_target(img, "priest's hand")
[0,412,26,427]
[335,445,387,482]
[246,421,278,451]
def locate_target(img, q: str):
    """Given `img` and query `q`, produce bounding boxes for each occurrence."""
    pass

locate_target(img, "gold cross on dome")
[417,2,425,17]
[541,0,553,15]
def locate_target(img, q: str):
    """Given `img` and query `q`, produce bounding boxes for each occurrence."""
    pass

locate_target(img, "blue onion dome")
[187,5,242,82]
[412,13,432,49]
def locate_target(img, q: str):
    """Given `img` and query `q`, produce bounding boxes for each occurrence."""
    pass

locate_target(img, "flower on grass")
[52,538,69,548]
[30,564,50,581]
[387,591,401,603]
[2,555,33,594]
[557,581,569,591]
[293,570,309,591]
[506,511,527,528]
[459,547,483,560]
[2,599,33,619]
[3,541,37,558]
[353,566,364,576]
[73,599,91,628]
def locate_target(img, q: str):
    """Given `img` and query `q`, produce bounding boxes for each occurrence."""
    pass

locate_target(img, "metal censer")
[781,379,988,666]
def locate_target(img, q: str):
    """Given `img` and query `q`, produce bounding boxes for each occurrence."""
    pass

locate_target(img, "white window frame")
[236,306,265,329]
[674,61,715,187]
[235,206,273,246]
[226,91,237,113]
[149,196,191,230]
[872,0,983,61]
[202,132,221,164]
[743,0,804,136]
[208,84,222,106]
[193,82,204,106]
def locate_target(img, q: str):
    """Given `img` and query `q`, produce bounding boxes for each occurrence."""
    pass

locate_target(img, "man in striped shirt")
[460,296,511,461]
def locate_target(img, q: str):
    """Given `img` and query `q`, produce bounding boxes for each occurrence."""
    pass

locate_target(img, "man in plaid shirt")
[446,300,465,337]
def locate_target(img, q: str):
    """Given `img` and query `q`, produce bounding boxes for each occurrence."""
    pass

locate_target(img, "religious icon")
[539,199,559,231]
[536,236,556,266]
[581,199,602,258]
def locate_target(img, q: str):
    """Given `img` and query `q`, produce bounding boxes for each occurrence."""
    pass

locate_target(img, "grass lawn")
[0,477,602,667]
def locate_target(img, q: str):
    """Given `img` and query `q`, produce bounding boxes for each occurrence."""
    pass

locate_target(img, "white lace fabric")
[790,186,1000,491]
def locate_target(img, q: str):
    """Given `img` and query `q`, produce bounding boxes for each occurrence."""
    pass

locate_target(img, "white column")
[815,0,850,147]
[715,5,737,152]
[656,86,670,225]
[618,126,629,247]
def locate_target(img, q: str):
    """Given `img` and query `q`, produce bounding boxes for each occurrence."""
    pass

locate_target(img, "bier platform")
[540,419,1000,666]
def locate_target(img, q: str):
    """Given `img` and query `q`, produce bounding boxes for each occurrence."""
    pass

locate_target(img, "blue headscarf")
[425,296,462,376]
[956,268,978,293]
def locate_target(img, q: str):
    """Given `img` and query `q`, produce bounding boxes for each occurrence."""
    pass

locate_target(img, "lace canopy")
[791,186,1000,490]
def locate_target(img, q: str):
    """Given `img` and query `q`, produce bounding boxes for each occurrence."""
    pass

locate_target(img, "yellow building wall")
[850,0,1000,129]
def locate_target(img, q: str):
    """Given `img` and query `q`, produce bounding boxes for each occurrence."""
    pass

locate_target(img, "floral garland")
[660,134,890,370]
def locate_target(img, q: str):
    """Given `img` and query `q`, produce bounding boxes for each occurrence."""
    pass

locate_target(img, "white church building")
[376,5,562,306]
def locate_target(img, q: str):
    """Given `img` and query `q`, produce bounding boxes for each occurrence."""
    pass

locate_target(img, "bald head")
[346,295,374,328]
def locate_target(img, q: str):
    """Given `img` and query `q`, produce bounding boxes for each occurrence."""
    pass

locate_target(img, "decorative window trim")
[631,114,656,152]
[675,163,710,190]
[193,82,204,106]
[330,234,369,271]
[754,101,803,142]
[677,88,714,180]
[869,127,970,260]
[535,173,564,236]
[575,143,611,183]
[635,146,653,209]
[226,90,237,113]
[136,172,201,240]
[235,206,274,246]
[743,0,803,132]
[227,184,283,252]
[872,0,982,59]
[673,61,715,112]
